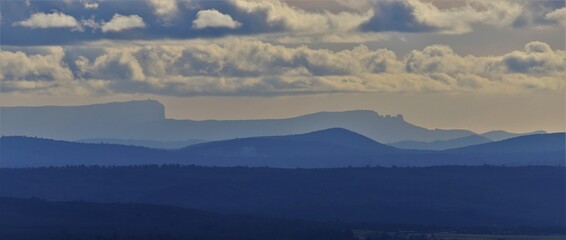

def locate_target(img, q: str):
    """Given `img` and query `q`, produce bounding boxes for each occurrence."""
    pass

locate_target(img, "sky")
[0,0,565,133]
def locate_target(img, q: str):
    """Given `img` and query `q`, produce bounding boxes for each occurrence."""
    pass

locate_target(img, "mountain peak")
[301,110,405,121]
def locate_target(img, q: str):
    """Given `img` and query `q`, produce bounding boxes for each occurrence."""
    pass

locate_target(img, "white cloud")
[232,0,371,33]
[360,0,524,34]
[13,12,80,29]
[83,1,99,9]
[192,9,242,29]
[545,7,566,26]
[0,47,74,82]
[147,0,179,22]
[101,14,146,32]
[75,50,146,82]
[501,41,566,75]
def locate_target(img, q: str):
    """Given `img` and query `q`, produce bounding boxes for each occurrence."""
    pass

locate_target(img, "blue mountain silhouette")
[1,129,563,168]
[1,100,476,143]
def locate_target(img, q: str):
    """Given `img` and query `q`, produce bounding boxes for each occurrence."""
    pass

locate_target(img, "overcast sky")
[1,0,565,133]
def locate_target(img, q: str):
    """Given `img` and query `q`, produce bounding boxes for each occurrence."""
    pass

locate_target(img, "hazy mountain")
[0,197,355,240]
[79,138,205,149]
[1,100,475,143]
[0,100,165,140]
[179,128,403,168]
[2,130,564,168]
[182,127,399,156]
[1,165,564,227]
[448,133,565,153]
[390,135,492,150]
[0,136,173,167]
[481,130,547,141]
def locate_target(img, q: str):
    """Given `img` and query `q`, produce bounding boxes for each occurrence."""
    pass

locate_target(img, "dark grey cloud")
[360,1,435,33]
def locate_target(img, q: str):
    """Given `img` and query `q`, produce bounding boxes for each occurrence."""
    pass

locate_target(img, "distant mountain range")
[2,128,563,168]
[1,100,543,145]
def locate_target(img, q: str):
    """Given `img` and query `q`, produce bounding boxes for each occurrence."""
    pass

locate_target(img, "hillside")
[0,165,563,227]
[0,197,355,240]
[0,136,174,167]
[1,131,564,168]
[481,130,547,141]
[79,138,205,149]
[180,128,401,168]
[448,133,565,153]
[390,135,492,150]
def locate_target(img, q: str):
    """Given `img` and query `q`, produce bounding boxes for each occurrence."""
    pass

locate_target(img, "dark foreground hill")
[0,165,563,227]
[1,130,564,168]
[0,197,355,240]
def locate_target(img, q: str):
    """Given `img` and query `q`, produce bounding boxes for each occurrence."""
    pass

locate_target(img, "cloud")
[192,9,242,29]
[545,7,566,26]
[232,0,370,33]
[0,47,73,82]
[147,0,179,22]
[2,40,563,96]
[101,14,146,32]
[2,0,564,45]
[360,0,523,34]
[83,1,99,9]
[13,12,80,29]
[75,50,146,82]
[501,41,566,74]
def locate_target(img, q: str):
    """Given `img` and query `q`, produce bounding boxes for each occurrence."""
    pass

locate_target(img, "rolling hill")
[389,135,492,150]
[1,129,564,168]
[448,133,565,153]
[79,138,205,149]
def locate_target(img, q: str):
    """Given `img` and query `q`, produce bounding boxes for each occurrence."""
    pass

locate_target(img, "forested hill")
[0,196,356,240]
[1,165,563,227]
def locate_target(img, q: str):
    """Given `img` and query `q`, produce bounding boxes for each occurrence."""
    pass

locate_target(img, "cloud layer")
[1,40,564,96]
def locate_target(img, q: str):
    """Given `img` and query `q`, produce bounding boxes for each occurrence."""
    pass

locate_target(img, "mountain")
[0,197,355,240]
[1,165,564,227]
[389,135,492,150]
[0,136,174,167]
[0,100,166,140]
[2,130,564,168]
[481,130,547,141]
[0,100,475,143]
[179,128,402,168]
[79,138,205,149]
[449,133,565,154]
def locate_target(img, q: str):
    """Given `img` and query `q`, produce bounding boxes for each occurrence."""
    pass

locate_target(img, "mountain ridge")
[2,129,564,168]
[1,100,476,143]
